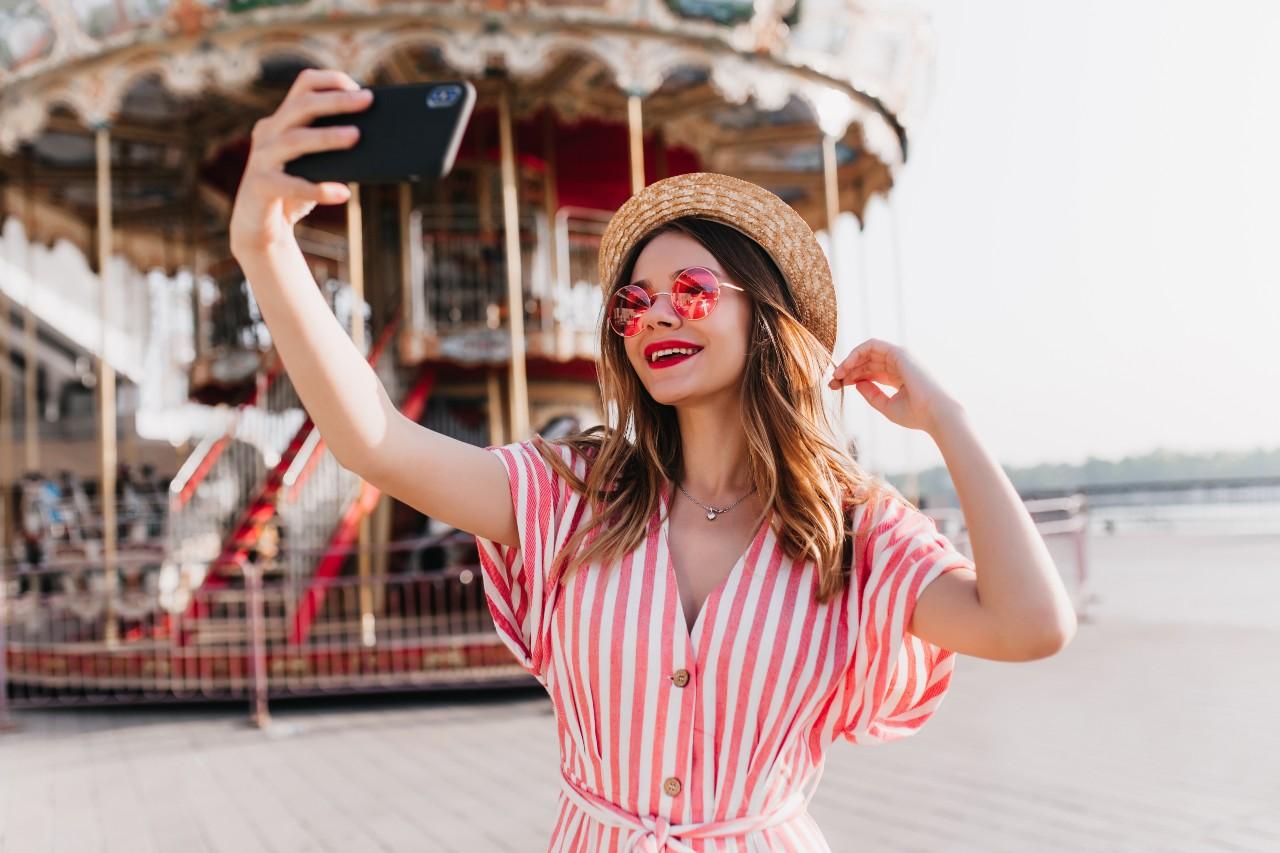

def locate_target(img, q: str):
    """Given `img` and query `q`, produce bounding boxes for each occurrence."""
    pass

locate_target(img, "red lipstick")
[643,339,704,369]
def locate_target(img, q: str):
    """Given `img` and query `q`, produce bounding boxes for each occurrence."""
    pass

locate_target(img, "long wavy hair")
[530,216,897,603]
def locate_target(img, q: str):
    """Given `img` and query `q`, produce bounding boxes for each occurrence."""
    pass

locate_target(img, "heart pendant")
[706,510,717,520]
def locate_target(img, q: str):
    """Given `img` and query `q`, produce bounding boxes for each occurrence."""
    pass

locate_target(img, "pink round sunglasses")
[606,266,746,337]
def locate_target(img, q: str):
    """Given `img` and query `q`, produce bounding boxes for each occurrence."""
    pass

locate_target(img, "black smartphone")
[284,81,476,185]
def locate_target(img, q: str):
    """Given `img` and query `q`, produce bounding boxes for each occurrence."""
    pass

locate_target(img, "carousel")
[0,0,935,707]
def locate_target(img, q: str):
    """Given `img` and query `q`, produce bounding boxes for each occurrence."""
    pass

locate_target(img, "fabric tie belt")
[558,765,821,852]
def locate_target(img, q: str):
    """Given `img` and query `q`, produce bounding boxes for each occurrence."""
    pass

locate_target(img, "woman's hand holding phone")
[229,68,372,256]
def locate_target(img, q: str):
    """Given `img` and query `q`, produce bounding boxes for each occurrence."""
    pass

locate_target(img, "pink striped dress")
[474,439,974,852]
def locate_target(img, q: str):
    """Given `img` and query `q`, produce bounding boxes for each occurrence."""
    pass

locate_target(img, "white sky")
[827,0,1280,476]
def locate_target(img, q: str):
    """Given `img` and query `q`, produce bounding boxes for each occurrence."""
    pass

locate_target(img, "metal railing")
[402,203,606,362]
[925,494,1092,615]
[1,536,525,719]
[2,494,1097,724]
[551,207,609,358]
[411,204,540,332]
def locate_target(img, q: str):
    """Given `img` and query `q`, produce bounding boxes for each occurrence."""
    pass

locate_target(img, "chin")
[631,356,740,406]
[641,375,733,409]
[648,390,686,408]
[633,373,685,406]
[640,382,682,407]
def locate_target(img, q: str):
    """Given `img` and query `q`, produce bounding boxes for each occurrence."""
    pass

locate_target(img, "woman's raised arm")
[228,67,518,549]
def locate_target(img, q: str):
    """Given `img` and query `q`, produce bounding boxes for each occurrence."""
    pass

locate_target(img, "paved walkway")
[3,532,1278,852]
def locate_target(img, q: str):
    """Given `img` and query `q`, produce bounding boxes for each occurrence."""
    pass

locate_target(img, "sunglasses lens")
[608,285,650,336]
[673,268,719,320]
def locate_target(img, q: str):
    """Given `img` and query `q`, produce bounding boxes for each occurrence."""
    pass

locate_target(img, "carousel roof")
[0,1,934,144]
[0,0,936,273]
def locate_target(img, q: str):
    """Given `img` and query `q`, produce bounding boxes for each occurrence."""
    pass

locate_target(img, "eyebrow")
[629,267,725,289]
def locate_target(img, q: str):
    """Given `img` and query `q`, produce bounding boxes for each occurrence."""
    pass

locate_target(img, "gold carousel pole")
[0,166,8,730]
[398,184,414,336]
[0,188,9,726]
[542,110,559,349]
[95,126,119,647]
[0,171,10,573]
[368,187,389,626]
[653,127,669,182]
[346,183,376,648]
[479,120,503,445]
[497,78,529,442]
[628,94,646,196]
[184,133,204,377]
[22,158,39,475]
[486,372,506,447]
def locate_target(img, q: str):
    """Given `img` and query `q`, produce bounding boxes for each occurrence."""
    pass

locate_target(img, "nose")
[642,292,682,331]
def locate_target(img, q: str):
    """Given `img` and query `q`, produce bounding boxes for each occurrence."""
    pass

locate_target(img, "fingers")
[251,67,371,164]
[832,338,895,378]
[832,354,894,385]
[230,68,367,248]
[243,69,368,197]
[854,381,891,410]
[271,124,361,163]
[830,367,897,390]
[272,173,351,205]
[828,338,898,389]
[837,352,890,373]
[277,88,373,133]
[285,67,363,102]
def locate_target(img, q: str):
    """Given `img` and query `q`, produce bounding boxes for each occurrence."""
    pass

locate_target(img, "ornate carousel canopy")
[0,0,936,272]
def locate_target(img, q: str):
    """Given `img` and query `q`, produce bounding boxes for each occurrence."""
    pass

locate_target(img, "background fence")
[1,499,1091,725]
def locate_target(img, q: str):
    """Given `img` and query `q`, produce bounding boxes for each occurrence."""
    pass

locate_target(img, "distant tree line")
[886,445,1280,500]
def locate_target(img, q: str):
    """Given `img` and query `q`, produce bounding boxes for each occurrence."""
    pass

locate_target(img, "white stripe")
[595,549,622,793]
[575,560,605,790]
[727,554,788,813]
[745,557,814,816]
[617,546,644,811]
[643,531,670,820]
[716,540,769,809]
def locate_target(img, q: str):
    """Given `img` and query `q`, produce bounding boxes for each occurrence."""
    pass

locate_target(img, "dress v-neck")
[658,482,773,649]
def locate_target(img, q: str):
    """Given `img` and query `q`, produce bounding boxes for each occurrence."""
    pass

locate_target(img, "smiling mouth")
[648,348,702,369]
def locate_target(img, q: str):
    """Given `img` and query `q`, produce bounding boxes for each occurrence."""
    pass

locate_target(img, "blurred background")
[0,0,1276,851]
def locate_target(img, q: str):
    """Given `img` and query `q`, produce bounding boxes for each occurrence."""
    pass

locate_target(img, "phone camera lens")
[427,85,462,109]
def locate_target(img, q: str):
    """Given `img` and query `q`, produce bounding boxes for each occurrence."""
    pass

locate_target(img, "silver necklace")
[677,481,758,521]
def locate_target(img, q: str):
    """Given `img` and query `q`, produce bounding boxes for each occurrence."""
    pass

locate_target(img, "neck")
[673,395,755,502]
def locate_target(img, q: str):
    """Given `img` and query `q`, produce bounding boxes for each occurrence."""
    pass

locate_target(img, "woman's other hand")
[827,338,963,434]
[229,68,372,254]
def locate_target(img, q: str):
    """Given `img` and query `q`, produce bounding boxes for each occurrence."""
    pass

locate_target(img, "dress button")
[670,668,690,688]
[663,776,683,796]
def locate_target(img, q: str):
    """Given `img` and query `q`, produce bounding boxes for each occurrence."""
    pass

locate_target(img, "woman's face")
[620,232,752,407]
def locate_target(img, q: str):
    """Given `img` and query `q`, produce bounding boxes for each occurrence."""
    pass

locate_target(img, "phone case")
[284,81,476,185]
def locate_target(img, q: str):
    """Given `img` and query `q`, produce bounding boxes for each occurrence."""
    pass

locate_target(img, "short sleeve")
[839,491,975,745]
[472,439,589,683]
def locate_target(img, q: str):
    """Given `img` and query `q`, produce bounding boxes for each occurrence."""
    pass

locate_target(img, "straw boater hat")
[597,172,838,355]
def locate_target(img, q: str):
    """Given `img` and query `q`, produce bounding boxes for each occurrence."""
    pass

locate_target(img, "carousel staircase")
[202,319,402,578]
[166,348,306,587]
[169,359,292,514]
[286,365,436,644]
[177,319,430,639]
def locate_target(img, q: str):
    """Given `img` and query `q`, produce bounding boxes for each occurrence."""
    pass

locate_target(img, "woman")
[230,69,1077,851]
